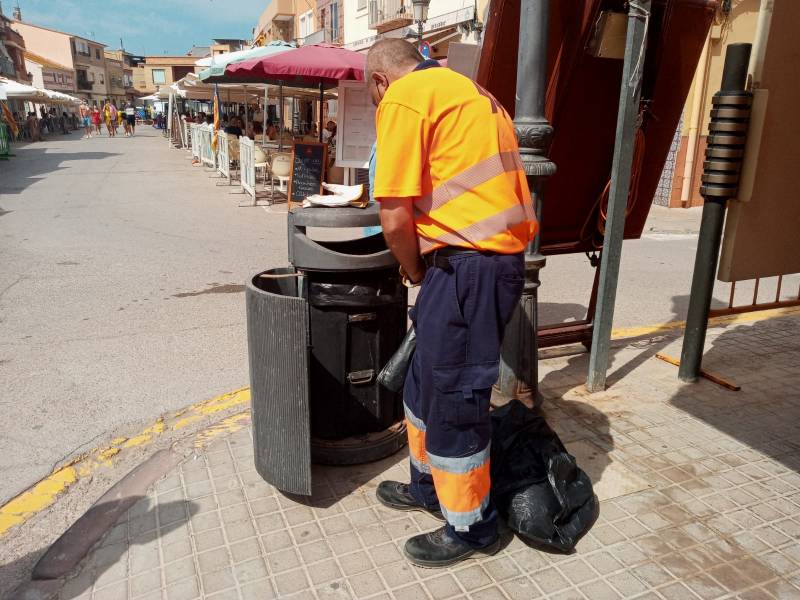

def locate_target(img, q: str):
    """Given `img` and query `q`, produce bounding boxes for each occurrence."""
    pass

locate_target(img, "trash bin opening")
[251,268,299,297]
[306,233,387,257]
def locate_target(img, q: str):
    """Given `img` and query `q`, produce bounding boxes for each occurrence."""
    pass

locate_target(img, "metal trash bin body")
[247,205,407,496]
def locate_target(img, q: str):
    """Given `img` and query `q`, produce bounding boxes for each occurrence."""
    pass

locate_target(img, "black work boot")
[376,481,444,521]
[403,526,501,568]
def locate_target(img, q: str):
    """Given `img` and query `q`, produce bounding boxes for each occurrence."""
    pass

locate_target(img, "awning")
[197,41,296,82]
[226,43,365,87]
[0,77,47,101]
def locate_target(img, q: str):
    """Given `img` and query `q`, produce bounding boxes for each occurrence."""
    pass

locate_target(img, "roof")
[11,20,107,47]
[23,50,71,71]
[186,46,211,57]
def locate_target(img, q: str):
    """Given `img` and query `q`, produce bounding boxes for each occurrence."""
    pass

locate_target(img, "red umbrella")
[226,43,365,86]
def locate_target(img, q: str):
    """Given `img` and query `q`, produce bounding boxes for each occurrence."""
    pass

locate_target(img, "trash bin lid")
[290,204,381,228]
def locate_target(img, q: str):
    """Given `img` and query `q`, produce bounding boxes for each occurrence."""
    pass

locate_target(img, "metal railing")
[217,132,231,182]
[368,0,413,31]
[709,275,800,318]
[303,29,330,45]
[199,128,216,169]
[190,125,201,161]
[239,136,257,200]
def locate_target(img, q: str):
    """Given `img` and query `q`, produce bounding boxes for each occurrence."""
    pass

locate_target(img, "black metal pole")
[497,0,555,407]
[679,43,752,382]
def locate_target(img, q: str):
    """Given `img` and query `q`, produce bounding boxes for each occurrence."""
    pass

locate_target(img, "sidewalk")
[23,310,800,600]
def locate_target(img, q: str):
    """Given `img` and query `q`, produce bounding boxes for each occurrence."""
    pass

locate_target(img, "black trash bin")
[247,205,408,496]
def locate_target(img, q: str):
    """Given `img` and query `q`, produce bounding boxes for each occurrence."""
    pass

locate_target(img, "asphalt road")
[1,128,796,506]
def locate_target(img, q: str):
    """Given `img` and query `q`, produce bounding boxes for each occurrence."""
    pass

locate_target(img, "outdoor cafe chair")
[254,146,269,185]
[269,153,292,199]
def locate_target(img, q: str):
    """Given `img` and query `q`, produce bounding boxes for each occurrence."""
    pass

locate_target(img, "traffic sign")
[419,41,431,59]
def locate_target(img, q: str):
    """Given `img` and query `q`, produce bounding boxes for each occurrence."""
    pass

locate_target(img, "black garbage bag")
[491,399,599,553]
[376,326,416,393]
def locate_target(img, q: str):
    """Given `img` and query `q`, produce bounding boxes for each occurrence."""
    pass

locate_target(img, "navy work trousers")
[403,251,524,547]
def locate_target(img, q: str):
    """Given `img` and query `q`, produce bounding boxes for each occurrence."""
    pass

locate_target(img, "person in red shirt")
[90,105,102,136]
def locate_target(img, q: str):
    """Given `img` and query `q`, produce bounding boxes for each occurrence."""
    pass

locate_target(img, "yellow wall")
[682,0,760,135]
[11,22,73,68]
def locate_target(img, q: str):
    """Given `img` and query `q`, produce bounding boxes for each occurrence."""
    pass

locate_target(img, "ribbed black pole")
[679,43,752,382]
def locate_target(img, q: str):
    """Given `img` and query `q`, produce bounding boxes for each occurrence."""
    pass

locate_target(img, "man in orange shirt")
[368,39,538,567]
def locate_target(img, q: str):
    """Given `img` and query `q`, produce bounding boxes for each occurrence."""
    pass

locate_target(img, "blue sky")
[12,0,269,55]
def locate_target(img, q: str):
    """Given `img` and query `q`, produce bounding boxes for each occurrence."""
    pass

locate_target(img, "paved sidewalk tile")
[55,315,800,599]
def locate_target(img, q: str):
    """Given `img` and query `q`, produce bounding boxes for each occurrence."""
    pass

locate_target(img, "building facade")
[665,0,760,208]
[133,55,203,96]
[316,0,344,45]
[11,20,109,104]
[105,49,140,104]
[0,10,29,82]
[24,50,74,92]
[253,0,296,45]
[343,0,484,55]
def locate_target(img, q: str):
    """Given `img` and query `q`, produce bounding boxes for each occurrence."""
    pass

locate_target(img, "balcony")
[77,78,93,91]
[368,0,413,33]
[302,29,340,45]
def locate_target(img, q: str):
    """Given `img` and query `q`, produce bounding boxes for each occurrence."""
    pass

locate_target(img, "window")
[74,40,90,56]
[100,74,104,84]
[152,69,166,84]
[299,10,314,38]
[95,49,101,59]
[330,1,339,41]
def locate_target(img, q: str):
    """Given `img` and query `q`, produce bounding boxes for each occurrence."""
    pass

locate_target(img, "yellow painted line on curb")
[611,305,800,341]
[0,387,251,537]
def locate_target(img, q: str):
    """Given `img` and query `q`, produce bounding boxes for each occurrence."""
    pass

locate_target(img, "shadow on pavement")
[670,318,800,475]
[2,499,197,600]
[281,450,408,510]
[0,147,121,195]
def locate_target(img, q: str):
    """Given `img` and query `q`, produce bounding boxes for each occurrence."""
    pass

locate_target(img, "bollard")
[679,43,752,382]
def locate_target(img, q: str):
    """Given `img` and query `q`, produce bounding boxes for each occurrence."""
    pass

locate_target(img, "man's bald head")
[366,38,423,81]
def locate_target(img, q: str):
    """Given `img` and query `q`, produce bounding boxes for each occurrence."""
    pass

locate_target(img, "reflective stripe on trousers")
[404,252,524,547]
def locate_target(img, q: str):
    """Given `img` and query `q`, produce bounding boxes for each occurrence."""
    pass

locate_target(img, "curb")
[33,450,182,580]
[0,388,250,538]
[610,304,800,341]
[11,410,252,600]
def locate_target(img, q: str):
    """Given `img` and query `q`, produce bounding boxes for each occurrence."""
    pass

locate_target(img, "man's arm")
[380,198,426,284]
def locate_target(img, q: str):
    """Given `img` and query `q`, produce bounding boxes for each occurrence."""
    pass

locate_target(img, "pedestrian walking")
[91,104,102,136]
[367,39,538,568]
[109,102,119,137]
[103,101,115,137]
[79,101,92,138]
[124,102,136,137]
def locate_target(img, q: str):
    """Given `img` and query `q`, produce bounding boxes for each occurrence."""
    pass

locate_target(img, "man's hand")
[379,198,426,283]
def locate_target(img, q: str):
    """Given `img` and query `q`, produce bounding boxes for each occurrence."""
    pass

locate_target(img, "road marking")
[0,388,250,537]
[611,305,800,340]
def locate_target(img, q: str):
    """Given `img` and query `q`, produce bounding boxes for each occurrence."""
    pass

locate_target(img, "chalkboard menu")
[288,142,328,207]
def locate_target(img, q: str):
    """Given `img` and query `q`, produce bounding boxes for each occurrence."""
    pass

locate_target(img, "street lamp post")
[412,0,430,47]
[496,0,555,407]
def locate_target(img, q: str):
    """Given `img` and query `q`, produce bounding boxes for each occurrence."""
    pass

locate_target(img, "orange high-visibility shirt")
[373,65,537,255]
